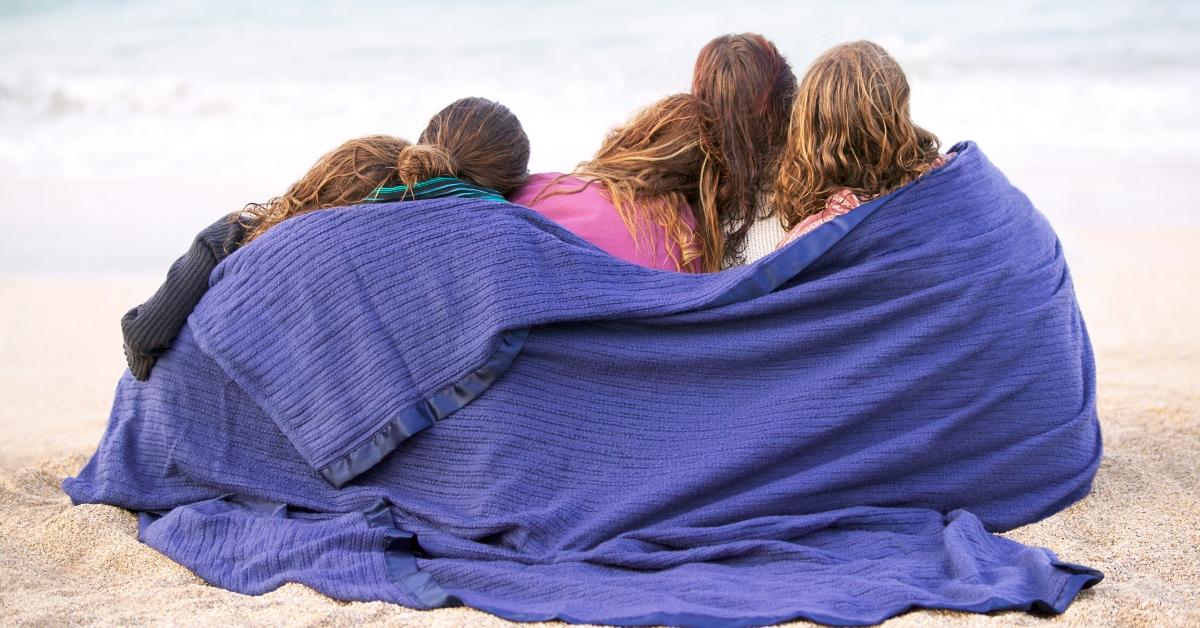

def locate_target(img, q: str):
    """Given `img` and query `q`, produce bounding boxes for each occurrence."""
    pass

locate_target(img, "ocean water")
[1,0,1198,272]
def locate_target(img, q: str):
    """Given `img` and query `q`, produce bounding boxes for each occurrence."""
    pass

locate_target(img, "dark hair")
[419,97,531,195]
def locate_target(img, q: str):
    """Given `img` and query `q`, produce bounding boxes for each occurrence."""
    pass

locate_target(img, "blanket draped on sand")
[65,142,1103,627]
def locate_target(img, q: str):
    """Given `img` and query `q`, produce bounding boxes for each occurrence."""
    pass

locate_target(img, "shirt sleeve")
[121,215,243,380]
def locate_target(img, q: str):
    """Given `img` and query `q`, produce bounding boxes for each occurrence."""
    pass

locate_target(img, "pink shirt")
[509,172,701,272]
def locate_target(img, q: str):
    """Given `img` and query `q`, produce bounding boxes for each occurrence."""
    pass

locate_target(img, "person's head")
[773,40,940,227]
[241,98,530,243]
[691,33,796,265]
[419,97,530,195]
[242,135,452,242]
[560,94,710,272]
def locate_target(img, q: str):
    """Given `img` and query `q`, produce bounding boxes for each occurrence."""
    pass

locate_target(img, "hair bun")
[396,144,458,184]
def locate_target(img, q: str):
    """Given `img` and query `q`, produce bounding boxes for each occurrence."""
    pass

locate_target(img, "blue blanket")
[65,142,1102,626]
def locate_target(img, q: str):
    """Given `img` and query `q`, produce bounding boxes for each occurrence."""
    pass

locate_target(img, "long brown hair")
[419,97,530,195]
[773,40,940,228]
[537,94,709,271]
[692,33,796,265]
[538,34,795,272]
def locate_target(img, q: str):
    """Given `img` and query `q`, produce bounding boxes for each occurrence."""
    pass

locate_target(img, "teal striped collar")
[364,176,507,203]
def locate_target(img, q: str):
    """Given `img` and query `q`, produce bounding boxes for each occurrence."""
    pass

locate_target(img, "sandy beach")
[1,226,1197,627]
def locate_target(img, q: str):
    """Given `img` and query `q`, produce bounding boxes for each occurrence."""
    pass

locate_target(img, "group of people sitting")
[121,36,951,380]
[70,33,1106,625]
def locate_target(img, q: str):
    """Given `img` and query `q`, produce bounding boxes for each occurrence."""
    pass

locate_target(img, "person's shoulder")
[196,213,245,258]
[509,172,559,205]
[509,172,596,207]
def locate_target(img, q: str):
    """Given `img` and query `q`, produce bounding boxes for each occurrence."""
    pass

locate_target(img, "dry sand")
[1,227,1196,627]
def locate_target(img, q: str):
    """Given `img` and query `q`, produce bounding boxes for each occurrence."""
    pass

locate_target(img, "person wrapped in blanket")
[773,41,955,249]
[120,97,530,380]
[510,33,797,273]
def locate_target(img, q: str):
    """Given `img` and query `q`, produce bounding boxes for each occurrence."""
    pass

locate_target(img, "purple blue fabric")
[65,142,1102,626]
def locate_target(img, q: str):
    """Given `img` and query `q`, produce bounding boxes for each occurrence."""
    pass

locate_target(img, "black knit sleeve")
[121,215,244,380]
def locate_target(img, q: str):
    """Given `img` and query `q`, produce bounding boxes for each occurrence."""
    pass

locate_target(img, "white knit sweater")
[736,215,787,266]
[725,189,787,268]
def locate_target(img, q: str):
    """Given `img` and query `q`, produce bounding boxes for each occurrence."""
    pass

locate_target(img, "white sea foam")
[1,0,1198,271]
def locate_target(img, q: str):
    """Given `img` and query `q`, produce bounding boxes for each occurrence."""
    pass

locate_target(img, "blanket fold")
[66,142,1102,626]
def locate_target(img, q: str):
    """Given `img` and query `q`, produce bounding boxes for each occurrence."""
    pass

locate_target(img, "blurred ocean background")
[1,0,1198,273]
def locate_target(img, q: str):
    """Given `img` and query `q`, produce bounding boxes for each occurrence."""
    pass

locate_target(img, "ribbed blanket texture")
[65,142,1103,627]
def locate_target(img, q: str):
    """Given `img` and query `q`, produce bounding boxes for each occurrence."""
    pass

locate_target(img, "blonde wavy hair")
[773,40,940,228]
[535,94,712,272]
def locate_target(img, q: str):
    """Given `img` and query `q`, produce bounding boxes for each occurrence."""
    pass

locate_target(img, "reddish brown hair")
[536,33,795,271]
[773,41,940,227]
[692,33,796,265]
